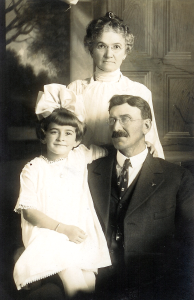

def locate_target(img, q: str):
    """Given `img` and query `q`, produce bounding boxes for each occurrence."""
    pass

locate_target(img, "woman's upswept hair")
[84,11,134,56]
[109,95,152,121]
[36,108,86,142]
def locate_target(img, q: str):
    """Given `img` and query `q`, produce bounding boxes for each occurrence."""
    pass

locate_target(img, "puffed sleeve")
[78,144,108,164]
[14,160,39,213]
[144,91,165,159]
[67,79,90,95]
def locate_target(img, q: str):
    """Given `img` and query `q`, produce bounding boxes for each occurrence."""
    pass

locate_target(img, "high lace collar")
[40,155,67,164]
[94,67,121,82]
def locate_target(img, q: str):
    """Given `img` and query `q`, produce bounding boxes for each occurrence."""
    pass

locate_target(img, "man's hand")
[60,224,87,244]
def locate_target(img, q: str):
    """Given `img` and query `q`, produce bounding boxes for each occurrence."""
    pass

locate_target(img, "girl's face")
[92,30,127,72]
[44,123,79,161]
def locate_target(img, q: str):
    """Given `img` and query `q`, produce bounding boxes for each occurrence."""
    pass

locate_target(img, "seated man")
[88,95,194,300]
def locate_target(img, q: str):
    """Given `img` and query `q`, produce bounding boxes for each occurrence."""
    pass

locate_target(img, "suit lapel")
[88,148,116,233]
[89,150,165,230]
[125,152,165,219]
[111,159,119,200]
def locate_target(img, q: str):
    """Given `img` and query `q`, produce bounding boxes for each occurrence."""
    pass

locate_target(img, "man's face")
[109,103,151,157]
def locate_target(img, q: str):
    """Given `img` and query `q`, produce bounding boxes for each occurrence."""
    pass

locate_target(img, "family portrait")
[1,0,194,299]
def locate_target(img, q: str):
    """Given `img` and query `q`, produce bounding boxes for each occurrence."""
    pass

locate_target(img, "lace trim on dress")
[94,67,121,82]
[40,155,67,164]
[18,266,97,290]
[19,269,63,290]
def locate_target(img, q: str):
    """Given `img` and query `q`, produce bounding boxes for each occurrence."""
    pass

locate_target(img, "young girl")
[13,84,111,297]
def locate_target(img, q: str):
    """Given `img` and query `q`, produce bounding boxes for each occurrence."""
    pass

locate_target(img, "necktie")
[117,158,132,198]
[115,158,132,242]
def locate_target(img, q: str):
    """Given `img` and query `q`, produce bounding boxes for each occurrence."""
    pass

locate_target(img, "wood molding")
[122,70,151,89]
[164,72,194,139]
[164,0,193,59]
[107,0,125,17]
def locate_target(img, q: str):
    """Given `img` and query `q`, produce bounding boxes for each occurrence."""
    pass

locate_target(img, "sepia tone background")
[0,0,194,299]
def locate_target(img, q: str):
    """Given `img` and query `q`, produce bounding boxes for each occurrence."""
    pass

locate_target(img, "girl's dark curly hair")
[36,108,86,142]
[84,12,134,56]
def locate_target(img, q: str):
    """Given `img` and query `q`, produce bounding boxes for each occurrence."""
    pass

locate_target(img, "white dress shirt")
[116,147,148,187]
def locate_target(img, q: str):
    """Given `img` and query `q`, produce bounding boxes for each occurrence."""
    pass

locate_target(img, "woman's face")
[92,30,127,72]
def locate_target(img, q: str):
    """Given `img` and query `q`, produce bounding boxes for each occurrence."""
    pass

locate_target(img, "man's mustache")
[112,130,128,138]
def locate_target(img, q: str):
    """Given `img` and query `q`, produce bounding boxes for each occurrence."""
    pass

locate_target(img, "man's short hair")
[109,95,152,121]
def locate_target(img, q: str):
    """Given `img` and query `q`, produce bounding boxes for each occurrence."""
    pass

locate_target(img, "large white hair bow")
[36,84,86,122]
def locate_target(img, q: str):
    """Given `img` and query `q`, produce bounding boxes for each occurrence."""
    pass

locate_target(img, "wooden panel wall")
[103,0,194,149]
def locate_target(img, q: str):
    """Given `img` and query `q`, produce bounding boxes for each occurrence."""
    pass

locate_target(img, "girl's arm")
[79,144,108,164]
[87,144,108,162]
[23,209,87,244]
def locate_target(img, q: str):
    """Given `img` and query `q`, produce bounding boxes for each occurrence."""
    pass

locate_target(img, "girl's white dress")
[68,70,164,159]
[14,145,111,290]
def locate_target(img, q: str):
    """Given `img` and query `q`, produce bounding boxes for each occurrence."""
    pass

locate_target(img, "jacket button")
[119,204,122,208]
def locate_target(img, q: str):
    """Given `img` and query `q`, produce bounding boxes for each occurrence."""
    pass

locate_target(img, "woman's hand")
[146,141,158,157]
[60,224,87,244]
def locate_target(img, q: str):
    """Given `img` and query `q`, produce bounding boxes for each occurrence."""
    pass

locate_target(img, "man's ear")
[143,119,152,134]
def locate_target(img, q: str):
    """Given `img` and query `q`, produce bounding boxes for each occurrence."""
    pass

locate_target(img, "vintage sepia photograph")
[0,0,194,299]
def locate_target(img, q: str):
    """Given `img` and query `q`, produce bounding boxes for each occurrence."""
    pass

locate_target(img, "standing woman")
[68,12,164,158]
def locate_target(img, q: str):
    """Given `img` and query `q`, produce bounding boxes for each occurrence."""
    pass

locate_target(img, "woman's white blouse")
[68,73,164,159]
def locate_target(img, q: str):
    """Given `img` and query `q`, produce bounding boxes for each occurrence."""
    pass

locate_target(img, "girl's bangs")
[52,113,78,128]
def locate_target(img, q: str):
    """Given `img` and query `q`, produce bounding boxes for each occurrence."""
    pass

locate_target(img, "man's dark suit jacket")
[88,147,194,298]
